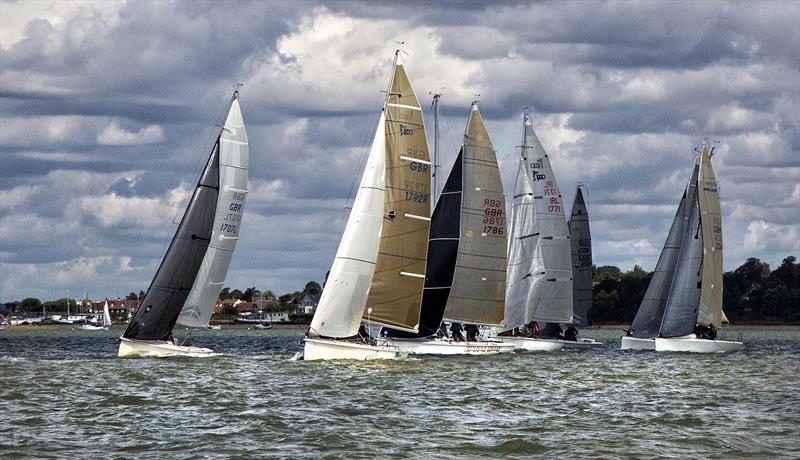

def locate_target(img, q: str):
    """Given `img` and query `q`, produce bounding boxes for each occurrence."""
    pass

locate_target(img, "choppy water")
[1,327,798,459]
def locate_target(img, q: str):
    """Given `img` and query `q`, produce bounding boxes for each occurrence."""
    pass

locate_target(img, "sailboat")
[621,144,742,352]
[377,101,515,355]
[118,91,249,357]
[304,54,430,361]
[80,300,112,330]
[494,112,571,352]
[557,186,604,349]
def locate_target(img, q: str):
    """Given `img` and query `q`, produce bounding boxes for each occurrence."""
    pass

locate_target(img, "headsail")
[123,111,223,341]
[442,104,507,325]
[659,161,703,337]
[569,187,592,327]
[178,96,249,328]
[363,63,431,333]
[697,145,723,327]
[102,301,112,328]
[310,114,386,338]
[504,114,572,327]
[629,158,697,339]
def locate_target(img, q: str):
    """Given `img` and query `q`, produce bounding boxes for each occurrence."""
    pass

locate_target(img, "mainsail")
[310,60,430,337]
[628,158,699,339]
[442,104,507,325]
[504,114,572,327]
[102,301,112,328]
[697,145,723,327]
[178,97,249,327]
[569,187,592,327]
[123,93,246,341]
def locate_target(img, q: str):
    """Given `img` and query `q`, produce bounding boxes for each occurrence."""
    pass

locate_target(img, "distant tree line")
[590,256,800,324]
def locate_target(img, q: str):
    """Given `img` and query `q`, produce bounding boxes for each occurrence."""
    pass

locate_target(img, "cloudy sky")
[1,0,798,302]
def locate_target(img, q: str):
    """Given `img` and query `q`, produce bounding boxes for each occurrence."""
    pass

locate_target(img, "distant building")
[297,294,320,314]
[234,300,259,316]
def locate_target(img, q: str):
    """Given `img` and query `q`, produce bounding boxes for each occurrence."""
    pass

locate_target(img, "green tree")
[125,292,137,300]
[242,286,259,302]
[593,265,621,282]
[304,281,322,296]
[625,265,649,279]
[21,297,42,312]
[219,287,232,300]
[223,304,239,316]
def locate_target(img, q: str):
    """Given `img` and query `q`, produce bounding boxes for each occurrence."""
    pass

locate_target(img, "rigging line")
[337,57,394,235]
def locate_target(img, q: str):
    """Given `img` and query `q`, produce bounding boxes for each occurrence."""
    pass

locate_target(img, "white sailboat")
[80,300,112,330]
[494,112,572,352]
[304,54,430,361]
[118,91,249,357]
[378,101,515,355]
[622,143,742,352]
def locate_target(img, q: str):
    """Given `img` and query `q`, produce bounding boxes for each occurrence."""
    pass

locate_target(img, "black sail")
[123,141,221,341]
[387,149,463,338]
[659,164,703,338]
[628,160,698,338]
[569,187,593,326]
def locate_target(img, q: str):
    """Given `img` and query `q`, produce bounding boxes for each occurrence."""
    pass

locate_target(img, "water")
[1,327,798,459]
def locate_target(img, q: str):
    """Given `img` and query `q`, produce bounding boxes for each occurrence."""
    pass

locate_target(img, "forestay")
[443,104,507,325]
[697,145,723,327]
[569,187,592,327]
[178,98,249,328]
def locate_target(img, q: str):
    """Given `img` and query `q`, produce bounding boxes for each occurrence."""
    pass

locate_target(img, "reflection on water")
[1,327,799,458]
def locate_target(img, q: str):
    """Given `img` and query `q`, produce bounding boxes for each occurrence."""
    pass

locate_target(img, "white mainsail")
[177,97,249,328]
[504,114,572,327]
[310,113,386,338]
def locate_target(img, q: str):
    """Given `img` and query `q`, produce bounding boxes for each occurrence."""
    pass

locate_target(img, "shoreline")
[1,323,309,331]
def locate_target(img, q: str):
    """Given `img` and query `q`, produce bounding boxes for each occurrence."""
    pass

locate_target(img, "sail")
[569,187,592,327]
[628,159,696,339]
[659,161,703,337]
[310,113,386,338]
[123,127,221,341]
[443,105,506,325]
[387,149,463,338]
[696,145,723,327]
[178,97,249,328]
[505,159,537,329]
[363,63,431,332]
[102,301,111,327]
[522,116,572,323]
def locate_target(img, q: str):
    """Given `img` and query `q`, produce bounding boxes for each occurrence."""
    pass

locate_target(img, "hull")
[80,325,107,331]
[558,338,605,349]
[377,337,515,355]
[253,324,272,330]
[303,338,407,361]
[117,337,215,358]
[655,334,743,353]
[620,336,655,350]
[493,336,563,351]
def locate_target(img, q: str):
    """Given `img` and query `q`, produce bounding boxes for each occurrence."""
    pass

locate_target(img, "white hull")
[117,337,215,358]
[655,334,743,353]
[79,325,107,331]
[303,338,407,361]
[558,338,605,349]
[377,337,516,355]
[620,336,655,350]
[492,336,563,351]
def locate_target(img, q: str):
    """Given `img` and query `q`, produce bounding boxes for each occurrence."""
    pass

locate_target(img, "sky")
[1,0,798,302]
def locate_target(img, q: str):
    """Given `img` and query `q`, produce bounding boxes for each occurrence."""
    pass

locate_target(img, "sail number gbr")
[221,192,246,234]
[483,199,504,235]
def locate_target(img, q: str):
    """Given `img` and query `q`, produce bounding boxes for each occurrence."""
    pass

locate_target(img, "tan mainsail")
[363,63,431,332]
[443,104,507,325]
[697,144,723,327]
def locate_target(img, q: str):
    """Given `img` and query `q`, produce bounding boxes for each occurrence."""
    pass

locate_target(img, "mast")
[431,92,441,209]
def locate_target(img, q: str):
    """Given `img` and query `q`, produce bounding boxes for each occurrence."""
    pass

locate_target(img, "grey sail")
[123,143,220,341]
[504,158,537,329]
[659,161,703,337]
[628,159,698,339]
[569,187,592,327]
